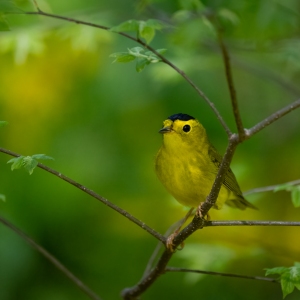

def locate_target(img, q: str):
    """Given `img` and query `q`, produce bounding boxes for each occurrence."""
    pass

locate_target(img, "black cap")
[168,113,195,122]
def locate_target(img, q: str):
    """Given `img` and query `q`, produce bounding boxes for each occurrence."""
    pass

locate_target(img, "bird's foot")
[166,207,194,252]
[196,202,211,221]
[166,230,184,252]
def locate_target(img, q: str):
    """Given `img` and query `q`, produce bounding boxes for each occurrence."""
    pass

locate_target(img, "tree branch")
[244,179,300,196]
[165,267,278,283]
[0,214,101,300]
[204,220,300,227]
[246,98,300,138]
[0,147,165,244]
[217,30,245,139]
[23,9,231,135]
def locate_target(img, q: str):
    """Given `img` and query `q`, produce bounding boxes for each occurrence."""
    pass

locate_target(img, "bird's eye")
[183,125,191,132]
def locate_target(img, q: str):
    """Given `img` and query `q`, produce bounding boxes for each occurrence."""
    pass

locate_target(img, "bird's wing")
[208,146,244,198]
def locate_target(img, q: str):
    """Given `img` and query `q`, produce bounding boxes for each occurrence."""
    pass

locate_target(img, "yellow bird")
[155,113,257,213]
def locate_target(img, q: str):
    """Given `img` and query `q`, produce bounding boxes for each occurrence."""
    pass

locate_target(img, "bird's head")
[159,113,208,151]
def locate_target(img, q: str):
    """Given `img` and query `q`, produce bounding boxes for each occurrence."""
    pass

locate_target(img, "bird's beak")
[159,126,172,134]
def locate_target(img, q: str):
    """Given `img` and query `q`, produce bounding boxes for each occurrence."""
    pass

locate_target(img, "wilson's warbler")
[155,113,257,212]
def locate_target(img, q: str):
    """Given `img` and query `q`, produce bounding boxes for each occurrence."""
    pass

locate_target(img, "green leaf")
[273,183,294,192]
[155,48,167,55]
[7,154,53,174]
[110,19,168,44]
[265,263,300,298]
[0,121,8,127]
[139,24,155,44]
[136,57,150,72]
[265,267,288,276]
[23,156,38,175]
[110,19,139,33]
[7,156,25,171]
[0,194,6,202]
[291,186,300,207]
[0,0,23,13]
[110,52,136,63]
[128,46,144,55]
[145,19,167,30]
[281,274,295,298]
[110,47,165,71]
[0,13,10,31]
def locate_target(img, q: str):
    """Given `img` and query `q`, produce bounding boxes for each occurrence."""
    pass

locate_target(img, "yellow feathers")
[155,113,256,211]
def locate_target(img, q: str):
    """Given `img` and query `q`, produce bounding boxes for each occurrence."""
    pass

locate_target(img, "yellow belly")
[155,148,230,209]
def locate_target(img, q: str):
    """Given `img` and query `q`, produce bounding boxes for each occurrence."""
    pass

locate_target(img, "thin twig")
[0,147,165,243]
[165,267,278,283]
[244,179,300,196]
[24,9,231,135]
[142,218,182,278]
[142,212,194,279]
[246,98,300,138]
[0,215,101,300]
[217,30,245,139]
[32,0,41,12]
[205,220,300,227]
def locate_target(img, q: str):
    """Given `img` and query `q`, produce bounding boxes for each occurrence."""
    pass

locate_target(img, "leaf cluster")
[265,263,300,298]
[110,47,166,72]
[7,154,54,175]
[110,19,167,44]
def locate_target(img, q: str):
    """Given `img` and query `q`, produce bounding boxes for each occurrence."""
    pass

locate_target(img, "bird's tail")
[225,196,258,210]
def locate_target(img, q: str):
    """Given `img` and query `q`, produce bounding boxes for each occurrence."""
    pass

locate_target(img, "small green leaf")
[31,154,54,160]
[145,19,167,30]
[265,263,300,298]
[0,121,8,127]
[291,186,300,207]
[265,267,288,276]
[128,46,144,55]
[7,156,25,171]
[136,57,150,72]
[7,154,53,174]
[273,182,296,192]
[0,13,9,31]
[155,48,167,55]
[110,52,136,63]
[0,194,6,202]
[23,156,38,175]
[139,25,155,44]
[0,0,23,13]
[281,275,295,299]
[110,19,139,33]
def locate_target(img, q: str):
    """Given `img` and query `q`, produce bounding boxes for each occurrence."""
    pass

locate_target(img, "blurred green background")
[0,0,300,299]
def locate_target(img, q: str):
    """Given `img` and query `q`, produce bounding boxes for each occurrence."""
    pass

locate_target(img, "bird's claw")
[166,232,185,252]
[196,202,211,220]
